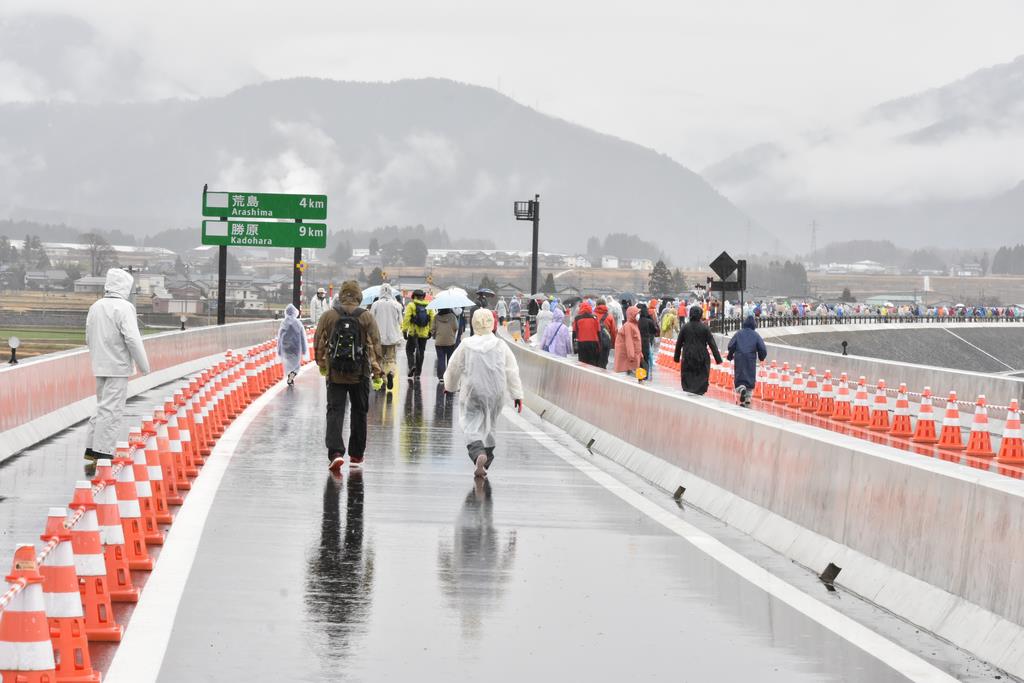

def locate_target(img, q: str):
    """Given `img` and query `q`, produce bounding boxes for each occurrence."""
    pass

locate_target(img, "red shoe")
[349,455,364,468]
[328,454,344,473]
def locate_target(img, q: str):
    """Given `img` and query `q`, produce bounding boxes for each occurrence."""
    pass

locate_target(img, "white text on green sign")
[202,221,327,249]
[202,191,328,220]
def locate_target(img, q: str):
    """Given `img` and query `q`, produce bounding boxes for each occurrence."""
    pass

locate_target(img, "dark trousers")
[436,344,455,378]
[406,336,427,376]
[325,379,369,459]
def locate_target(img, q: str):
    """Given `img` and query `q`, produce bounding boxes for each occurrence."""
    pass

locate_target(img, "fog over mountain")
[705,55,1024,252]
[0,77,765,263]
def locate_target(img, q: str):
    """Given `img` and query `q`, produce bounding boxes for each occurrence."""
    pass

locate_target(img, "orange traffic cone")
[832,372,852,421]
[178,387,203,469]
[850,376,871,427]
[172,392,200,477]
[753,362,766,400]
[154,409,183,506]
[802,368,819,413]
[163,397,191,492]
[130,430,164,545]
[997,399,1024,464]
[142,420,173,524]
[764,360,778,401]
[39,508,101,683]
[92,459,139,603]
[868,379,890,431]
[0,545,57,683]
[912,388,939,444]
[114,442,153,571]
[776,363,792,404]
[69,481,122,642]
[817,370,835,416]
[966,395,995,458]
[890,384,913,437]
[938,391,965,451]
[788,365,806,409]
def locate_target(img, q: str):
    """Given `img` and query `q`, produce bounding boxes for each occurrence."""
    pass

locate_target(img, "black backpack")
[598,314,612,350]
[412,302,429,327]
[328,307,366,374]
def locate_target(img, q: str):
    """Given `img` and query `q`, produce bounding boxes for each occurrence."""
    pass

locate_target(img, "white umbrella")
[427,288,476,310]
[361,285,382,306]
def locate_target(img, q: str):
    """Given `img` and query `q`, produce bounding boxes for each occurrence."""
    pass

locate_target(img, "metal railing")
[709,314,1022,335]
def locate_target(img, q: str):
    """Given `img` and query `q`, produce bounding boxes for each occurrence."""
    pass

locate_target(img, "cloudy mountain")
[0,77,762,263]
[705,55,1024,252]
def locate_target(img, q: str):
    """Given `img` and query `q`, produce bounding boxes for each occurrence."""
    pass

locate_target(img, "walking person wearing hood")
[371,283,404,391]
[277,304,308,385]
[533,301,553,345]
[594,300,616,369]
[572,301,603,367]
[443,309,524,477]
[84,268,150,462]
[402,289,434,382]
[673,306,722,395]
[727,316,767,407]
[614,306,642,376]
[315,280,384,472]
[539,307,573,357]
[309,287,331,324]
[637,304,659,380]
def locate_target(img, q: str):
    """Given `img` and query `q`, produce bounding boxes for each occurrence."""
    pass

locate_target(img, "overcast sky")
[3,0,1024,170]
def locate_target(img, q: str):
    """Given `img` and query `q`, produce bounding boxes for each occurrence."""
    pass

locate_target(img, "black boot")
[484,447,495,469]
[83,447,97,462]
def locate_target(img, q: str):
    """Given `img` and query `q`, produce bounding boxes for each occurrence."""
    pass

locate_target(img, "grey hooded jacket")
[85,268,151,377]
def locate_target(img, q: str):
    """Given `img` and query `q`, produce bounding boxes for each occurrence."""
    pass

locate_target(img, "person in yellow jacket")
[402,289,435,382]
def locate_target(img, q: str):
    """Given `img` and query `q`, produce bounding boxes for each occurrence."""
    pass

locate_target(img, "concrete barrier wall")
[509,341,1024,675]
[0,320,279,462]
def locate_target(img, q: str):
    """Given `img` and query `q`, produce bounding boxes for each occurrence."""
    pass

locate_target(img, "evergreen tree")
[647,260,674,297]
[402,238,428,267]
[479,274,498,291]
[332,240,352,264]
[368,238,380,255]
[541,272,556,294]
[840,287,855,302]
[368,267,384,286]
[670,268,686,293]
[357,267,368,284]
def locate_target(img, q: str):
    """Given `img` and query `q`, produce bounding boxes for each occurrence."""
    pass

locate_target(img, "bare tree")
[82,232,115,276]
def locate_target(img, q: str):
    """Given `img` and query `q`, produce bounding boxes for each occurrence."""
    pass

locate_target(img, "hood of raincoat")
[541,301,550,312]
[380,283,395,300]
[594,303,608,317]
[550,307,565,325]
[472,307,494,335]
[689,305,703,321]
[337,280,362,308]
[104,268,134,300]
[578,302,593,315]
[626,305,639,323]
[285,304,299,318]
[743,315,757,330]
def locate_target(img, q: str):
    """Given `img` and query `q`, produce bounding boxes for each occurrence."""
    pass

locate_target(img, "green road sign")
[202,191,328,220]
[202,221,328,249]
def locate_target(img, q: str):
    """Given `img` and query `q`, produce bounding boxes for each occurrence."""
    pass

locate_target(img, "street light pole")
[530,194,540,296]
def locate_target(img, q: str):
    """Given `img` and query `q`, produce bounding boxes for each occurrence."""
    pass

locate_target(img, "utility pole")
[810,219,818,260]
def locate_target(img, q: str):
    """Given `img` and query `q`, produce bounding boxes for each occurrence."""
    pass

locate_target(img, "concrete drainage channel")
[507,339,1024,680]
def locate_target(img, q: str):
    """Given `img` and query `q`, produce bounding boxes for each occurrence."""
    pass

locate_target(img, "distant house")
[151,288,204,314]
[952,263,984,278]
[25,270,70,291]
[74,276,108,293]
[134,273,165,296]
[601,256,619,269]
[564,255,591,268]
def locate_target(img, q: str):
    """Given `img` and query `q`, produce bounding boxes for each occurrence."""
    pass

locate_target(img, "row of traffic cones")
[670,355,1024,467]
[0,334,305,682]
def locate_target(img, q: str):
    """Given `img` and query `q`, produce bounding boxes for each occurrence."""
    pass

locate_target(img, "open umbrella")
[528,292,547,300]
[427,288,476,310]
[361,285,382,307]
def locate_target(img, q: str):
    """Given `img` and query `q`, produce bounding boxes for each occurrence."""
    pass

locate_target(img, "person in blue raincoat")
[726,315,767,408]
[277,303,308,385]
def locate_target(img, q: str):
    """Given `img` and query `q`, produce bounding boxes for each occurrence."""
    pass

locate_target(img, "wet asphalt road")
[149,349,918,683]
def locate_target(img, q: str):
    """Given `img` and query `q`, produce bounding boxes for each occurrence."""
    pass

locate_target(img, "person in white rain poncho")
[370,283,405,391]
[533,301,553,346]
[277,304,308,385]
[443,308,525,477]
[84,268,150,461]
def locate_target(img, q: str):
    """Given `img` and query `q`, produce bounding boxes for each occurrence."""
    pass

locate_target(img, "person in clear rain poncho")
[443,308,525,477]
[277,303,308,385]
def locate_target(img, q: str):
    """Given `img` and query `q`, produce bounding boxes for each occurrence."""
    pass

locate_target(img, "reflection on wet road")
[153,348,918,682]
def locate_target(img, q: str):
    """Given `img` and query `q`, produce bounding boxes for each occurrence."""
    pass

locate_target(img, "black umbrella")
[476,288,495,296]
[562,296,582,307]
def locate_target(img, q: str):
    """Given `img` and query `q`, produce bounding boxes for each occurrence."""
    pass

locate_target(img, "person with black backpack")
[402,289,434,382]
[315,280,383,472]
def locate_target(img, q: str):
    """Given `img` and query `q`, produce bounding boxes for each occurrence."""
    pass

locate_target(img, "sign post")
[708,251,746,330]
[202,187,328,324]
